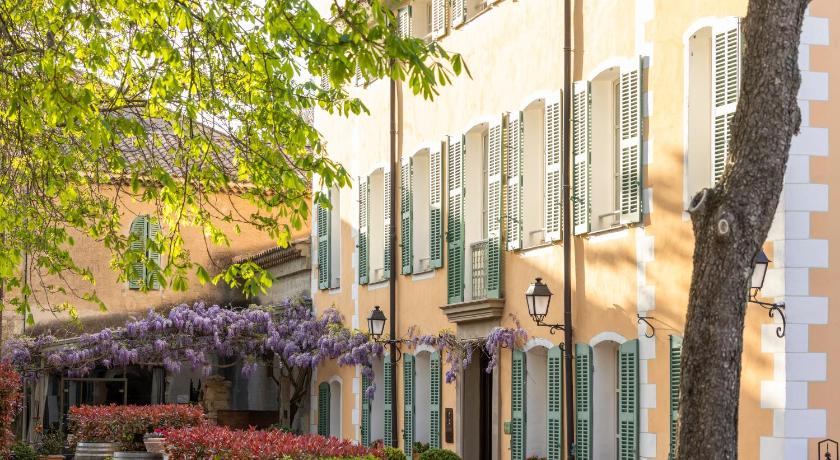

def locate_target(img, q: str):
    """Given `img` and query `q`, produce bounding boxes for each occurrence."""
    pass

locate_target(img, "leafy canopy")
[0,0,465,322]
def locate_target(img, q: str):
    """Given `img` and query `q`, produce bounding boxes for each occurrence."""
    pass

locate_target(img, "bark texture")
[677,0,810,458]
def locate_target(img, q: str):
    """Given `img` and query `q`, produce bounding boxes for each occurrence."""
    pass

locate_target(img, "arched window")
[329,379,342,438]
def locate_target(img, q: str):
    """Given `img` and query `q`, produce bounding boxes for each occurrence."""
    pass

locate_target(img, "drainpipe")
[561,0,576,457]
[388,70,399,449]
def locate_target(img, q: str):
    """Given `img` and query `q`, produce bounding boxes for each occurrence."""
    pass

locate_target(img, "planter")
[74,442,117,460]
[143,437,166,454]
[114,452,164,459]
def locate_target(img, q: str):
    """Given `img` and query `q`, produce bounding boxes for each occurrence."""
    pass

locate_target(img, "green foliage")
[0,0,465,322]
[10,442,37,460]
[383,446,407,460]
[417,448,461,460]
[413,441,430,454]
[35,427,65,455]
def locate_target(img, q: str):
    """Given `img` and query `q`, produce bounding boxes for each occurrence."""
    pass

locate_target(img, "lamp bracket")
[374,338,408,362]
[535,319,566,335]
[636,314,656,338]
[749,294,786,338]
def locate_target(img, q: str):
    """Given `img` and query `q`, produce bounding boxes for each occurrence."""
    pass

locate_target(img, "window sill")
[366,279,390,290]
[585,224,631,239]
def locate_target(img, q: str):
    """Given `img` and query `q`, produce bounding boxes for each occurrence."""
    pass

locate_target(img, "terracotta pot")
[143,437,166,454]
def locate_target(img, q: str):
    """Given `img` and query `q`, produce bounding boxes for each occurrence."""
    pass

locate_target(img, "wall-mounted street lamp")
[749,249,786,338]
[367,305,405,361]
[525,278,565,334]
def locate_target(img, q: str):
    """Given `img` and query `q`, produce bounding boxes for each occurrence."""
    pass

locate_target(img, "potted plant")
[142,431,165,454]
[35,427,65,460]
[412,441,430,459]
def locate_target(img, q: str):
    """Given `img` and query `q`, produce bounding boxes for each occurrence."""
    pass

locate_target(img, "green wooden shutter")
[317,198,331,290]
[544,93,563,242]
[547,345,564,460]
[487,115,504,299]
[430,143,444,269]
[403,354,415,456]
[128,215,148,290]
[359,177,370,285]
[429,351,442,449]
[618,339,639,460]
[574,343,593,460]
[619,58,643,225]
[384,357,394,447]
[318,382,330,437]
[362,373,371,447]
[451,0,465,27]
[572,81,592,235]
[506,111,523,251]
[711,19,741,184]
[446,135,465,304]
[147,219,162,290]
[398,6,412,38]
[431,0,446,38]
[510,349,526,460]
[384,170,392,280]
[669,336,684,460]
[401,158,413,275]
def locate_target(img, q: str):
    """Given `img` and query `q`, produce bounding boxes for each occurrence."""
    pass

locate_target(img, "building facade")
[310,0,837,459]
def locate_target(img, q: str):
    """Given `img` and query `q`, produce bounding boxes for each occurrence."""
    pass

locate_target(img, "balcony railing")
[471,240,488,300]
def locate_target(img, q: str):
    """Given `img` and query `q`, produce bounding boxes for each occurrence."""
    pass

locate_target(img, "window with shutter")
[128,215,148,290]
[397,6,412,38]
[572,82,591,235]
[618,339,639,460]
[446,136,465,304]
[685,26,715,206]
[383,170,392,280]
[619,58,643,225]
[544,94,563,242]
[487,116,504,299]
[359,178,370,285]
[429,143,444,269]
[147,220,161,290]
[506,111,523,251]
[510,349,526,460]
[450,0,465,27]
[328,188,341,288]
[318,382,330,437]
[669,336,683,460]
[401,158,413,275]
[384,357,394,447]
[574,343,593,460]
[429,351,442,448]
[547,346,564,460]
[403,354,415,456]
[712,19,741,184]
[431,0,446,39]
[317,195,331,290]
[361,373,371,447]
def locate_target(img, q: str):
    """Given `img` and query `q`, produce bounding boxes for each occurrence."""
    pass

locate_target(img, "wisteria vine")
[1,299,384,400]
[406,315,528,383]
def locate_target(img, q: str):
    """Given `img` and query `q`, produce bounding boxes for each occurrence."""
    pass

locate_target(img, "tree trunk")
[678,0,810,458]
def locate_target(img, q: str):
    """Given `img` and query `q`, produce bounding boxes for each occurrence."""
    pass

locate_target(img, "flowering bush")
[0,362,22,456]
[163,425,385,459]
[68,404,204,451]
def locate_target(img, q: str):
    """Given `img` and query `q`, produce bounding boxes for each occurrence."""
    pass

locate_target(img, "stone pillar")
[200,376,232,425]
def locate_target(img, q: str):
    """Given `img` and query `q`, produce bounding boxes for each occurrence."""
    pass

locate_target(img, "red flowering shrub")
[0,362,23,457]
[68,404,204,451]
[164,425,385,459]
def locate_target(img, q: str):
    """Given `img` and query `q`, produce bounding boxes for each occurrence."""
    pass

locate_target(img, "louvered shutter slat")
[487,116,504,299]
[401,158,413,275]
[619,57,643,225]
[317,198,330,290]
[128,216,148,290]
[361,373,371,447]
[430,351,442,448]
[712,19,741,184]
[430,143,444,268]
[384,358,393,447]
[575,343,593,460]
[544,94,563,242]
[547,346,564,460]
[506,111,523,250]
[359,178,370,285]
[446,136,465,304]
[510,350,526,460]
[451,0,465,27]
[572,82,592,235]
[431,0,446,39]
[148,220,162,290]
[318,382,330,437]
[618,339,639,460]
[403,354,415,456]
[384,170,392,280]
[669,336,684,460]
